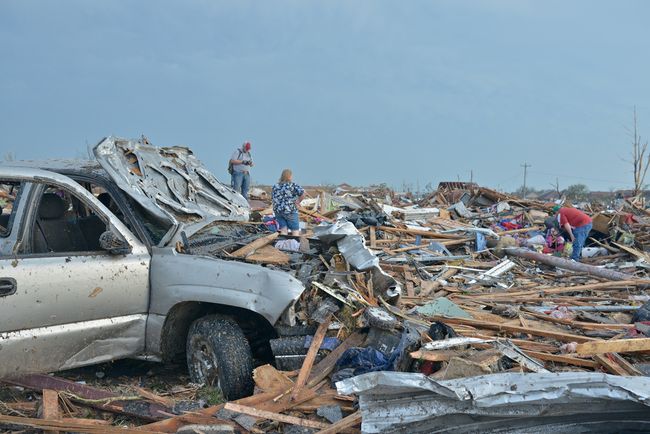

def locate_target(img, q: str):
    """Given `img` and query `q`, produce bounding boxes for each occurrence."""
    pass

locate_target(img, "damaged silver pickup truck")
[0,136,328,400]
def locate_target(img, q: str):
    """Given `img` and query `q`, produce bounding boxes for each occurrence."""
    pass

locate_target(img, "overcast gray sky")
[1,0,649,192]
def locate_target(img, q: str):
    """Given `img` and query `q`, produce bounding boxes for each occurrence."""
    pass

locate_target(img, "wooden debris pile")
[3,182,650,432]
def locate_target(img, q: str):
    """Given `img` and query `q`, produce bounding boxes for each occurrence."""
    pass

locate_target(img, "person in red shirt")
[554,206,592,261]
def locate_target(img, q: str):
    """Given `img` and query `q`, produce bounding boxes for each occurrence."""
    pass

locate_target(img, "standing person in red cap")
[228,141,253,200]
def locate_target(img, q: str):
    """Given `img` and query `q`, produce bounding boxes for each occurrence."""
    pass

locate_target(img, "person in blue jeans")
[272,169,305,236]
[554,206,593,261]
[229,142,253,200]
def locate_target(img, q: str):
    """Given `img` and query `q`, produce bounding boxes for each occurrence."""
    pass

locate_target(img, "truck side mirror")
[99,231,132,255]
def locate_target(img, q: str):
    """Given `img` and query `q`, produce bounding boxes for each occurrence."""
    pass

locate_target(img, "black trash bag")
[428,321,458,341]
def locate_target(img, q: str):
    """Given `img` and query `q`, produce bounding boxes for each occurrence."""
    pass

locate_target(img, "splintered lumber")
[246,245,290,264]
[420,268,458,297]
[0,414,165,434]
[231,232,279,257]
[369,226,377,248]
[378,226,464,239]
[431,316,596,343]
[316,410,362,434]
[4,374,171,421]
[521,351,598,369]
[299,207,334,222]
[594,354,631,375]
[41,389,60,420]
[410,350,467,361]
[575,338,650,355]
[607,352,645,376]
[224,402,329,429]
[141,397,256,433]
[307,332,366,387]
[463,280,646,299]
[42,389,60,434]
[504,247,645,281]
[291,315,332,401]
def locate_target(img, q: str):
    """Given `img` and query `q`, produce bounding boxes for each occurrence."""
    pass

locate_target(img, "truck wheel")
[186,315,253,400]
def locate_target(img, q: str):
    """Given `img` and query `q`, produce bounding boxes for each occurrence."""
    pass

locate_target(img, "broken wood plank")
[409,349,467,362]
[594,353,630,375]
[42,389,60,434]
[299,207,334,222]
[41,389,60,420]
[231,232,279,257]
[315,410,362,434]
[432,316,597,343]
[521,350,598,369]
[607,352,644,375]
[575,338,650,355]
[0,414,166,434]
[369,226,377,248]
[307,332,366,388]
[464,279,646,299]
[246,245,290,264]
[4,374,172,421]
[378,225,463,239]
[291,315,332,401]
[224,402,329,429]
[419,268,458,297]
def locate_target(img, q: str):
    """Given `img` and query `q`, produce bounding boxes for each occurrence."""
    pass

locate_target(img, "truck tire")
[186,315,253,400]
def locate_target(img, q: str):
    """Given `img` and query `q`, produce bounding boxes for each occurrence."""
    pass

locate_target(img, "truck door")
[0,179,151,376]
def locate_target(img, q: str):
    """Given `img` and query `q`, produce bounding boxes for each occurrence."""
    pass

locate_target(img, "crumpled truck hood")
[94,136,249,244]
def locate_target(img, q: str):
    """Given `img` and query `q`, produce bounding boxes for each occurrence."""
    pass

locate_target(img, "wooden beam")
[607,352,644,376]
[522,350,598,369]
[594,353,629,375]
[299,207,334,222]
[378,226,464,239]
[315,411,362,434]
[42,389,60,434]
[409,350,467,362]
[291,315,332,401]
[431,316,596,343]
[0,414,166,434]
[575,338,650,355]
[369,226,377,249]
[224,402,329,429]
[5,374,172,422]
[231,232,279,257]
[307,332,366,388]
[465,280,645,299]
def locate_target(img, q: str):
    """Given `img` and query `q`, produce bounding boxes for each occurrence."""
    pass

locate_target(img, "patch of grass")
[196,386,225,406]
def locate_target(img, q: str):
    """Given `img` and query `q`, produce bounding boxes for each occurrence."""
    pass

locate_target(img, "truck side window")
[32,186,108,254]
[0,181,22,237]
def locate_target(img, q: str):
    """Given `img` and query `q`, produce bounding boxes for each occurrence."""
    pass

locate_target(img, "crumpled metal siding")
[337,371,650,433]
[94,136,249,241]
[313,220,401,300]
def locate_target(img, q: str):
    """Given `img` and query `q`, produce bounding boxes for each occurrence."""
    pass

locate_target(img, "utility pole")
[470,170,473,184]
[521,162,531,198]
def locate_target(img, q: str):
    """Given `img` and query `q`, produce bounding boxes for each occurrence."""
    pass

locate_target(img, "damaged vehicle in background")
[0,136,401,400]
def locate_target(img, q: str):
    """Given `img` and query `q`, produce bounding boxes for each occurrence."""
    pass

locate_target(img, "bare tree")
[564,183,589,201]
[549,177,561,200]
[631,106,650,198]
